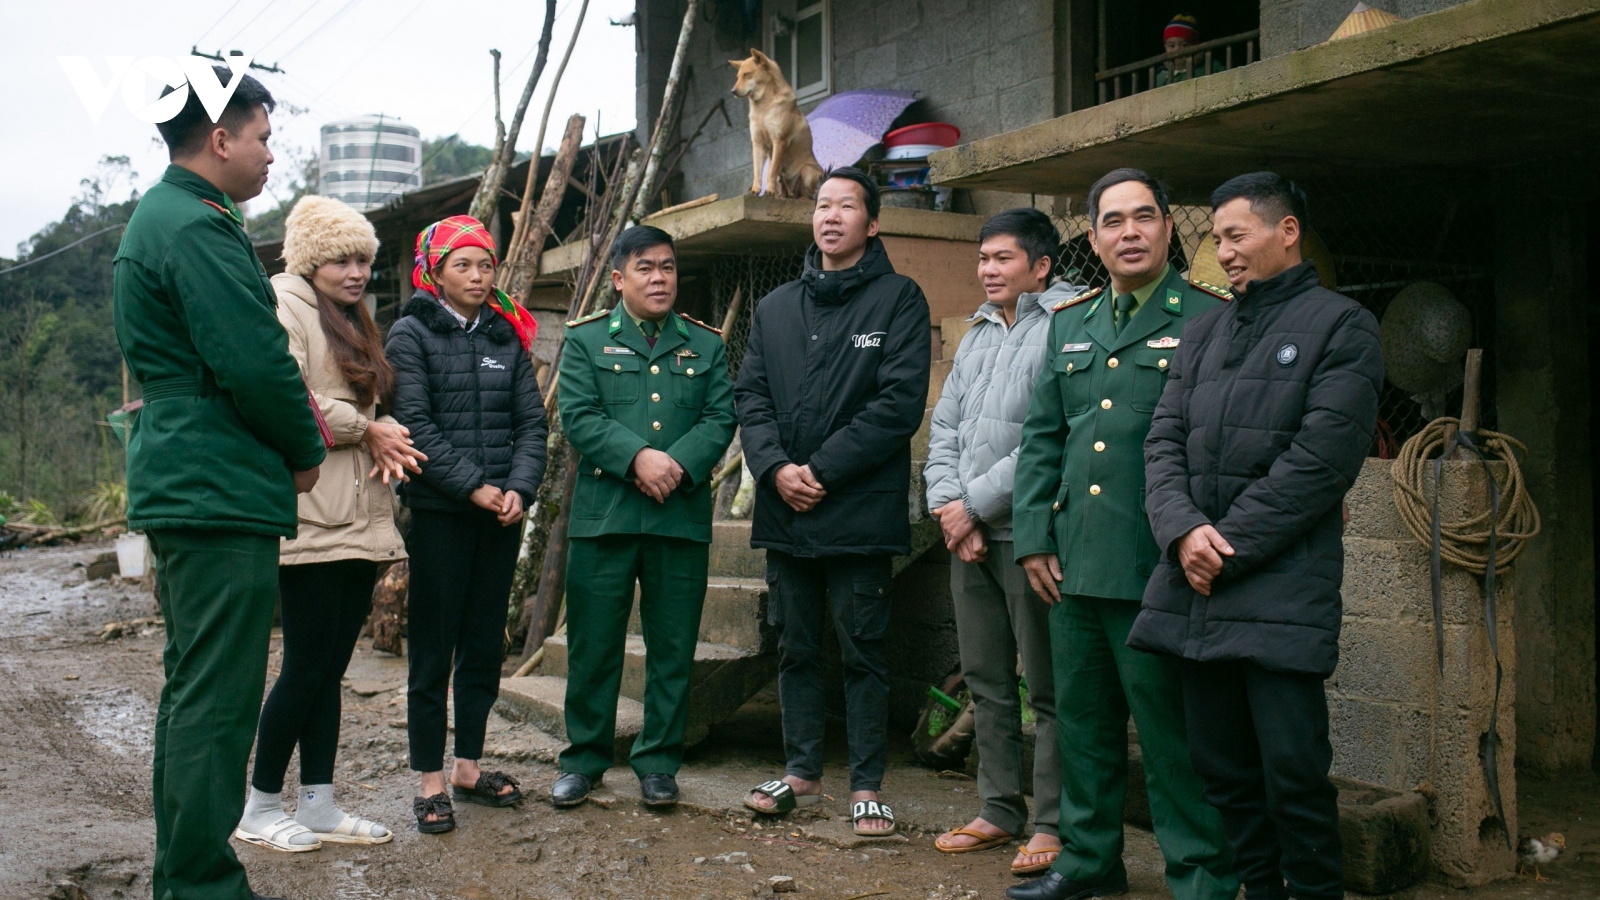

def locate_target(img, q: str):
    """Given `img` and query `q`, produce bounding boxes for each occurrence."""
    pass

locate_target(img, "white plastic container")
[116,533,149,579]
[886,143,945,160]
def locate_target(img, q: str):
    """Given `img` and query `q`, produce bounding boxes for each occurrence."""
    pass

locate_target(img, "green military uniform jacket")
[113,165,327,538]
[1013,265,1227,600]
[559,306,738,542]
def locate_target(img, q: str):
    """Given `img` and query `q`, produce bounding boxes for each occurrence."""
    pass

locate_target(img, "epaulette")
[1051,285,1104,312]
[566,308,610,328]
[680,313,723,335]
[1189,278,1234,301]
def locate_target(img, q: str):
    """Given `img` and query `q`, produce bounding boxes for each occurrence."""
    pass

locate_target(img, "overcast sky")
[1,0,639,256]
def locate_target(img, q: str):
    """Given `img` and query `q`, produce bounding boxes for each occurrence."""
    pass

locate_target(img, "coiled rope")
[1390,417,1541,852]
[1392,418,1540,574]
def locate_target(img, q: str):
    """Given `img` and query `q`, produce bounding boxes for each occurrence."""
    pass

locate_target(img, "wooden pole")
[507,0,591,256]
[1459,348,1483,434]
[630,0,702,222]
[468,0,559,225]
[517,462,578,663]
[506,114,586,301]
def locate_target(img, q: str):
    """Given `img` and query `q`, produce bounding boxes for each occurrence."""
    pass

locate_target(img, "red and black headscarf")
[412,214,537,352]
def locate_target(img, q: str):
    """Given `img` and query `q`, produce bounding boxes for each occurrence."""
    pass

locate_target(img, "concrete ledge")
[929,0,1600,196]
[539,194,987,276]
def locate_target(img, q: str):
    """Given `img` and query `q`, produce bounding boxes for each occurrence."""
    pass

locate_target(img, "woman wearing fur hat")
[386,214,547,834]
[235,195,425,853]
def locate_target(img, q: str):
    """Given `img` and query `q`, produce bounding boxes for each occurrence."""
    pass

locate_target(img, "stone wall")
[1260,0,1477,57]
[1339,458,1519,884]
[660,0,1056,218]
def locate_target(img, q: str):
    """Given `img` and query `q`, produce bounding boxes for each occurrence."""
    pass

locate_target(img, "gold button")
[650,364,660,375]
[594,467,602,476]
[651,392,661,402]
[652,421,662,431]
[1158,358,1169,369]
[1101,399,1112,409]
[613,364,621,372]
[686,367,695,376]
[1108,357,1119,368]
[1052,501,1060,511]
[1066,363,1074,373]
[1094,441,1105,452]
[1089,484,1102,495]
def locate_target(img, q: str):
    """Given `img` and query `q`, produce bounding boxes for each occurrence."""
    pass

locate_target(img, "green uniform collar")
[1111,263,1173,317]
[161,164,243,225]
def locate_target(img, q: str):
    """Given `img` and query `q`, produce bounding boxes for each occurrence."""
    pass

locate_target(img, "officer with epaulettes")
[1007,169,1238,900]
[552,225,737,809]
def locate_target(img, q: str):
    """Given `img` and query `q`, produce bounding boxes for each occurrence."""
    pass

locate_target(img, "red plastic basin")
[884,122,961,149]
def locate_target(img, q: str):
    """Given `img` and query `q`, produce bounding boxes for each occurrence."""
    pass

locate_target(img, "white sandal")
[233,815,322,853]
[311,814,393,845]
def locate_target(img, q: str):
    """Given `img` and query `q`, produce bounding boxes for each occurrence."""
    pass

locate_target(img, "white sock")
[295,783,389,838]
[239,788,319,847]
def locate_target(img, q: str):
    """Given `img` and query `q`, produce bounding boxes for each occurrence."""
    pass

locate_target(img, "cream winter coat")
[273,272,407,565]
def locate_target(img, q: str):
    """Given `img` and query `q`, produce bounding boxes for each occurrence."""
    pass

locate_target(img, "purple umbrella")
[807,89,918,171]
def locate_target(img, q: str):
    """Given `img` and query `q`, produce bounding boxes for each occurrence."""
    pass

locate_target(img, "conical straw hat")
[1329,2,1403,41]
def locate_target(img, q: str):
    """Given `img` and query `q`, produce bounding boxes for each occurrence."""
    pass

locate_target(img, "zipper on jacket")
[468,329,486,470]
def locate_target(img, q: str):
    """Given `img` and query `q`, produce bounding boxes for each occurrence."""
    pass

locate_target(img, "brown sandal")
[935,826,1014,854]
[1011,843,1061,875]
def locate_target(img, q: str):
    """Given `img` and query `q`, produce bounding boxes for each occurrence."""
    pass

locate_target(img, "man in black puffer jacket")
[735,168,930,836]
[1128,174,1382,900]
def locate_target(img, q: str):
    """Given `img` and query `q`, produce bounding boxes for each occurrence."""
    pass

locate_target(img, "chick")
[1517,832,1565,882]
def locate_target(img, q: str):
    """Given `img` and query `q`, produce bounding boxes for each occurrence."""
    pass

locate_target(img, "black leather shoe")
[552,772,596,808]
[1005,871,1129,900]
[640,773,679,807]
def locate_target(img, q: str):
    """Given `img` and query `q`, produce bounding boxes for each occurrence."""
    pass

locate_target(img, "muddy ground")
[2,541,1598,900]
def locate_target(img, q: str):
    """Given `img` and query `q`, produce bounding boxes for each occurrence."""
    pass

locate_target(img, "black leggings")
[251,559,378,793]
[405,508,521,772]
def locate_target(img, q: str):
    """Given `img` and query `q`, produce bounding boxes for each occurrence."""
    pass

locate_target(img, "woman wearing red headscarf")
[385,214,547,833]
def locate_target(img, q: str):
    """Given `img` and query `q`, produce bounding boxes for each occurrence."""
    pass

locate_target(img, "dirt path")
[2,542,1597,899]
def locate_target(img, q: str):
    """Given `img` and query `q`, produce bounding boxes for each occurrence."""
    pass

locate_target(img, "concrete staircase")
[495,520,775,754]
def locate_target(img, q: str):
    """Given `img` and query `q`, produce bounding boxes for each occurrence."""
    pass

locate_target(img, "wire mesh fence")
[706,252,807,378]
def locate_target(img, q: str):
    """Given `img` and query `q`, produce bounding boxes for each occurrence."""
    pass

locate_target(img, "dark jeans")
[1181,659,1342,900]
[251,559,378,793]
[766,550,893,792]
[406,508,521,772]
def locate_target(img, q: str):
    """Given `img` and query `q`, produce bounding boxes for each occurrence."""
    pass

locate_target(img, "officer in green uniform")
[113,74,326,900]
[553,226,737,808]
[1007,170,1236,900]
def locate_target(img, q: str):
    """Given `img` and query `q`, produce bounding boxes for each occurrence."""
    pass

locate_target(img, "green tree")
[421,134,496,185]
[0,155,139,515]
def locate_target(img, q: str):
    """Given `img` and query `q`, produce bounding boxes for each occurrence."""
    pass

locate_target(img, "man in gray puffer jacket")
[924,209,1082,873]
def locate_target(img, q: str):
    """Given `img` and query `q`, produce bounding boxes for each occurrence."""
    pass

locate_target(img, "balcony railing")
[1096,29,1259,104]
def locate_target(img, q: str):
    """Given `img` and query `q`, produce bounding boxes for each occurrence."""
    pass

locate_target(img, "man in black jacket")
[735,168,931,836]
[1128,173,1382,900]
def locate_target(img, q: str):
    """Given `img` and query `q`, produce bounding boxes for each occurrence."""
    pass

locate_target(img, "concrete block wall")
[1336,458,1518,885]
[1259,0,1477,57]
[668,0,1055,217]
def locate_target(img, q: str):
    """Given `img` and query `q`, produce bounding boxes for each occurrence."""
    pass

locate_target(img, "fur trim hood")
[400,289,516,342]
[282,195,379,277]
